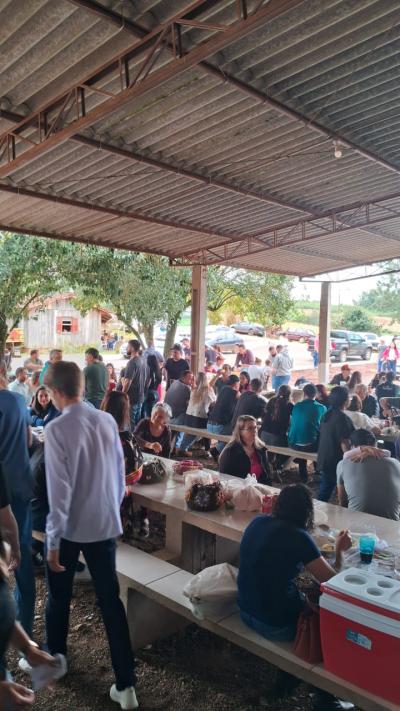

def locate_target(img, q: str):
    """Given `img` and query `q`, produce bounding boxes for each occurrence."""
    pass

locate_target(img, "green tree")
[0,232,74,357]
[337,306,377,332]
[207,267,294,327]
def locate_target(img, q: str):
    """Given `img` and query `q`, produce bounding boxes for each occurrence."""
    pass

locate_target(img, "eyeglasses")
[240,426,258,432]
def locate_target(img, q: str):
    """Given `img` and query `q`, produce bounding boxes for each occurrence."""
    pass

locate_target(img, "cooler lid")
[322,568,400,615]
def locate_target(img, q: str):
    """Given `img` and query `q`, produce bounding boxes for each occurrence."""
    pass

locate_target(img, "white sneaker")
[110,684,139,709]
[18,656,32,674]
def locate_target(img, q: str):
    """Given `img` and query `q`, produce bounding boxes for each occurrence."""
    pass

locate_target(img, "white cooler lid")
[323,567,400,615]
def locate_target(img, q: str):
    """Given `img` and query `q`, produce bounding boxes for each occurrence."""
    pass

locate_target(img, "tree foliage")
[336,306,377,332]
[0,232,74,356]
[358,265,400,319]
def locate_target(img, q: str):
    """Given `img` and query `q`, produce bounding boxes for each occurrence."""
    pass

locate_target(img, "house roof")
[0,0,400,276]
[28,292,113,320]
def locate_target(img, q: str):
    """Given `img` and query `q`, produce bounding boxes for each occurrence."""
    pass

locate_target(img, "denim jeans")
[388,360,397,374]
[11,498,35,637]
[240,610,297,642]
[130,402,143,431]
[141,389,159,419]
[180,415,209,452]
[46,538,135,690]
[273,374,290,391]
[317,466,338,502]
[292,443,317,482]
[207,422,230,453]
[170,413,186,448]
[312,350,319,368]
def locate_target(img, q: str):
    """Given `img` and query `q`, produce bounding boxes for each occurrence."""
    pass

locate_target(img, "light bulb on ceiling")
[333,140,342,159]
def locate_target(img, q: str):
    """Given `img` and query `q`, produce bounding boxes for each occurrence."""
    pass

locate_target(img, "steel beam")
[65,0,400,177]
[0,183,233,241]
[0,0,305,179]
[177,194,400,264]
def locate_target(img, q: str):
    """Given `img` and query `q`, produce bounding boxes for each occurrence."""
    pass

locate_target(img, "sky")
[293,264,389,306]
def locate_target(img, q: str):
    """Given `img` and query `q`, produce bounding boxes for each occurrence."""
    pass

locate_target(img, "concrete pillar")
[190,265,207,374]
[317,281,331,383]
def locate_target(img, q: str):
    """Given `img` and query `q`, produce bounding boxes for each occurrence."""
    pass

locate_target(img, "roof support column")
[317,281,331,384]
[190,265,207,374]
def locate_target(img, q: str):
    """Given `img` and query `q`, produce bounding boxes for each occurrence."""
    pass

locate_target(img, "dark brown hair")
[273,484,314,531]
[101,390,130,430]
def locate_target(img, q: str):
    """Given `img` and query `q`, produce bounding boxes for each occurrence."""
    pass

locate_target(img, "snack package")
[184,471,224,511]
[172,460,203,482]
[137,458,167,485]
[231,475,264,512]
[29,653,68,690]
[183,563,238,620]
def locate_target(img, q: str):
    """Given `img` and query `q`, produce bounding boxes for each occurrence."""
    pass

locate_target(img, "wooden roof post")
[317,281,331,384]
[190,265,207,375]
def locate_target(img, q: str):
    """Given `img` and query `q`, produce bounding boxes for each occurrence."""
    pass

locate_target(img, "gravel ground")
[6,462,344,710]
[7,573,322,711]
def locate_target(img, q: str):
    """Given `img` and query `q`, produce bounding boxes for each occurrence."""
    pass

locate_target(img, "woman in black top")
[219,416,271,484]
[316,383,330,409]
[260,385,293,469]
[142,354,162,418]
[135,403,172,458]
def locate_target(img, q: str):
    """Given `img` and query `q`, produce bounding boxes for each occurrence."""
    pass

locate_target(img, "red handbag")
[293,603,323,664]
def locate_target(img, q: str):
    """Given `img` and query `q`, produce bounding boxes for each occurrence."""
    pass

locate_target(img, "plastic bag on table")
[231,474,264,512]
[183,562,238,620]
[184,471,224,511]
[137,458,167,485]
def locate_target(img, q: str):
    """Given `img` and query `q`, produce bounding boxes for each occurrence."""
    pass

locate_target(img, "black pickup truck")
[308,330,373,363]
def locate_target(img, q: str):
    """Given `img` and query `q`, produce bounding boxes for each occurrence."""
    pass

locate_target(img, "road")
[11,335,378,375]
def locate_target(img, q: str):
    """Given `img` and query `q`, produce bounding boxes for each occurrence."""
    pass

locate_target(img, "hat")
[227,374,240,385]
[341,364,351,370]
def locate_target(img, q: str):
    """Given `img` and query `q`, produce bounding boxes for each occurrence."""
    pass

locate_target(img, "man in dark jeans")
[44,361,138,710]
[122,339,148,430]
[317,386,354,502]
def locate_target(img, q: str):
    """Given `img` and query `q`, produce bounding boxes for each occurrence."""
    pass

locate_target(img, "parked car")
[308,330,372,362]
[206,333,244,353]
[360,332,380,351]
[285,327,315,343]
[231,321,265,337]
[205,325,234,338]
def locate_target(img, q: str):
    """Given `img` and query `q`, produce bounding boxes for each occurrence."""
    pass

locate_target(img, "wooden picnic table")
[135,457,400,571]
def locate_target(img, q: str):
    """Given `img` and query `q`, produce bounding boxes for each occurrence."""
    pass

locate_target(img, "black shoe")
[311,690,354,711]
[139,517,150,539]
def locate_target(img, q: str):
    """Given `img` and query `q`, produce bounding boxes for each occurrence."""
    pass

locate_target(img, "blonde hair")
[191,371,211,405]
[231,415,266,450]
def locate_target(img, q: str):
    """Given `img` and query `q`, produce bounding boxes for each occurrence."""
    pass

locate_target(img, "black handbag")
[138,458,166,485]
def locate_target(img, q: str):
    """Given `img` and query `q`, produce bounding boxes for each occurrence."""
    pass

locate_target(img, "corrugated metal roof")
[1,0,400,275]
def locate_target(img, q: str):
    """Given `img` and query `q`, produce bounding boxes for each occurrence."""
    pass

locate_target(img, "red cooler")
[320,567,400,704]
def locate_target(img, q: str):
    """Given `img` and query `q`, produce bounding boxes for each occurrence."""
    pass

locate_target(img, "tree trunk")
[142,323,154,348]
[164,316,179,358]
[0,319,7,359]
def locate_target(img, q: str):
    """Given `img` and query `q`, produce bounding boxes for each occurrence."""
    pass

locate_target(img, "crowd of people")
[1,336,400,709]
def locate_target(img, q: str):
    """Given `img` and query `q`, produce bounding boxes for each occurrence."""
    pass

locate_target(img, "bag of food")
[183,563,238,620]
[184,471,224,511]
[172,460,203,482]
[137,458,167,485]
[231,475,264,512]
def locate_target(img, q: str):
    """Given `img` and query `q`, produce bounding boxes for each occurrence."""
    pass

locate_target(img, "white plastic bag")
[231,474,263,511]
[183,563,238,620]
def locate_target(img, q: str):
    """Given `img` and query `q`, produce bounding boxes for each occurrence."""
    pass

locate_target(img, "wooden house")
[23,293,112,349]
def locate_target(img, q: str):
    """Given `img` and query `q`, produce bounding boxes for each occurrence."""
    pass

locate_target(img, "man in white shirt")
[44,361,138,710]
[9,367,30,405]
[272,345,293,390]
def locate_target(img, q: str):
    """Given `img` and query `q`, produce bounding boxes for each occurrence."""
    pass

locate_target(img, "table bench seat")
[169,424,318,461]
[117,544,396,711]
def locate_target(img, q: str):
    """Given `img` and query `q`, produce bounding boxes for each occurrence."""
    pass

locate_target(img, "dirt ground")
[6,462,353,711]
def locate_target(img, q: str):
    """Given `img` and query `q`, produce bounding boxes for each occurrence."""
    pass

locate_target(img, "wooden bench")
[116,543,396,711]
[170,423,318,462]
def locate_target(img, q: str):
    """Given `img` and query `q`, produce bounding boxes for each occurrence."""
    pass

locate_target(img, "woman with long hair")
[260,385,293,470]
[28,386,58,426]
[345,394,380,434]
[178,372,216,455]
[347,370,362,392]
[106,363,117,392]
[239,371,251,393]
[141,354,162,418]
[382,337,399,374]
[238,484,352,709]
[219,415,271,483]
